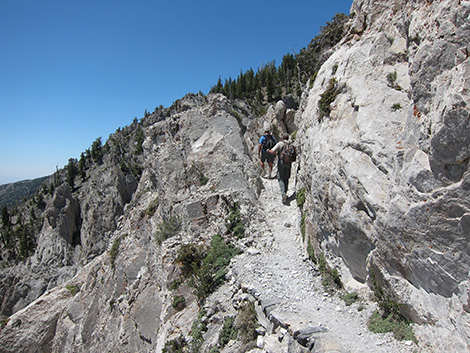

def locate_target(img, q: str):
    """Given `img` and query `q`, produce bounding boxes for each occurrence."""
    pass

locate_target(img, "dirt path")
[229,169,417,352]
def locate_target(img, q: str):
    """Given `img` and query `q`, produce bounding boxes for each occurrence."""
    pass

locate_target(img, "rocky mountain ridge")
[0,0,469,351]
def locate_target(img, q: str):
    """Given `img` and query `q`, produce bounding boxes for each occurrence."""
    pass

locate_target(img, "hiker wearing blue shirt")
[258,130,276,179]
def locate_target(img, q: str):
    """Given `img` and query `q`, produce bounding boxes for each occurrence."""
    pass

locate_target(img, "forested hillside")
[0,177,48,209]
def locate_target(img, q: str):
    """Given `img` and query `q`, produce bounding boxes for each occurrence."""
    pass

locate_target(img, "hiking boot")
[282,194,288,204]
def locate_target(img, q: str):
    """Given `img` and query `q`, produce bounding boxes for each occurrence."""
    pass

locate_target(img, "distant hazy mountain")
[0,176,49,209]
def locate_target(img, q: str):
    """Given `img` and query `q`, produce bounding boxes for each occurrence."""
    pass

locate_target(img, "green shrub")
[177,243,205,277]
[386,71,397,86]
[332,63,339,75]
[391,103,402,111]
[109,236,122,267]
[199,174,209,186]
[317,253,342,290]
[231,222,245,239]
[330,268,341,287]
[318,77,343,120]
[169,278,183,291]
[192,235,242,300]
[370,272,403,317]
[187,163,209,187]
[387,71,402,90]
[270,124,280,137]
[225,203,245,239]
[1,318,9,329]
[66,285,79,296]
[145,197,159,217]
[322,275,336,289]
[219,316,237,347]
[236,301,258,344]
[368,272,418,343]
[369,310,396,332]
[172,296,186,311]
[318,253,327,273]
[307,238,316,263]
[155,216,181,244]
[130,163,143,178]
[296,187,306,209]
[341,292,359,306]
[368,311,417,342]
[162,335,187,353]
[191,309,207,352]
[135,128,145,155]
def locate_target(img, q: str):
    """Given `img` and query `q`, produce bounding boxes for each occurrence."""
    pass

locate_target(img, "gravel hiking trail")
[229,169,417,352]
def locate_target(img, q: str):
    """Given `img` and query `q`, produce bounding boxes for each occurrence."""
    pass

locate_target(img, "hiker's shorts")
[261,150,275,164]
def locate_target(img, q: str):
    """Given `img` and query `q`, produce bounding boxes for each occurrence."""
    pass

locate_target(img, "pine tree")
[1,206,10,228]
[135,128,145,155]
[66,158,78,188]
[214,77,223,93]
[91,137,103,164]
[78,152,87,181]
[1,206,12,248]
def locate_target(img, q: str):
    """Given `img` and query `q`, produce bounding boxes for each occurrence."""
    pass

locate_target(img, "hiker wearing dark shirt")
[258,130,276,179]
[268,133,296,204]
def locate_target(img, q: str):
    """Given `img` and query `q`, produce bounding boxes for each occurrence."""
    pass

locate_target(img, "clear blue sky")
[0,0,352,185]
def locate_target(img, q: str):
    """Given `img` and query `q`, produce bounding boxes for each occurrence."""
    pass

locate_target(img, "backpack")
[263,135,276,150]
[280,142,297,163]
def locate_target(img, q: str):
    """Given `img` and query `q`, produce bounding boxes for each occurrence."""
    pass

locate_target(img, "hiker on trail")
[258,130,276,179]
[268,132,297,204]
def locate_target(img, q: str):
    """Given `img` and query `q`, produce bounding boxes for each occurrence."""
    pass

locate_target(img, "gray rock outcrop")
[0,93,265,352]
[295,0,470,350]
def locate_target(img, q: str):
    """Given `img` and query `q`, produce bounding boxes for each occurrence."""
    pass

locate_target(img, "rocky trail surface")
[228,169,418,353]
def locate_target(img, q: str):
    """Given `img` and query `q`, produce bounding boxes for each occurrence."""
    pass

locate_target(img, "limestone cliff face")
[0,128,141,318]
[295,0,470,349]
[0,93,264,352]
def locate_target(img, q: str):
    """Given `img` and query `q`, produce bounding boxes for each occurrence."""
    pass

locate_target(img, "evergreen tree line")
[1,193,44,261]
[210,13,350,104]
[67,121,146,189]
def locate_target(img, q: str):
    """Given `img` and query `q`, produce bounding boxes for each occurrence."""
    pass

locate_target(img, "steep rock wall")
[0,94,264,352]
[296,0,470,350]
[0,142,140,318]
